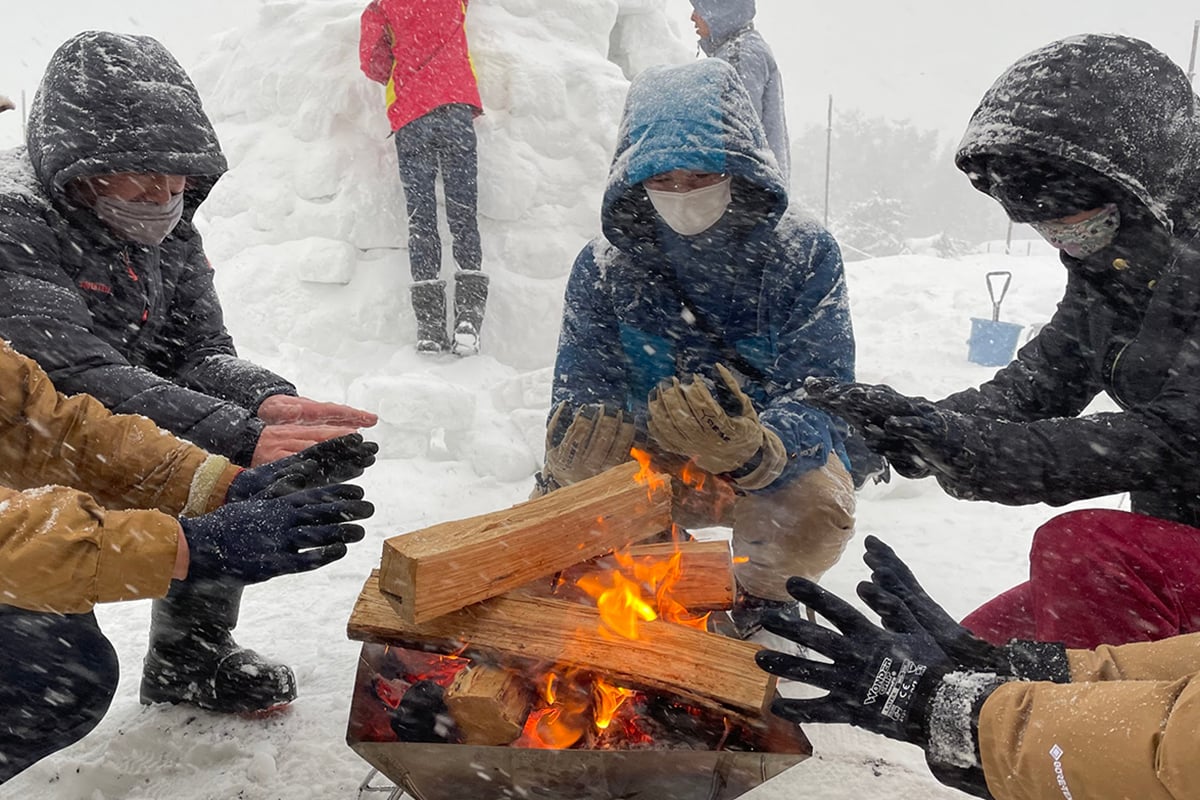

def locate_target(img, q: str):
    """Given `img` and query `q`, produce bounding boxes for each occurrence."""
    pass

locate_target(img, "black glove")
[803,378,937,480]
[862,536,1070,683]
[181,484,374,584]
[226,433,379,503]
[756,576,952,747]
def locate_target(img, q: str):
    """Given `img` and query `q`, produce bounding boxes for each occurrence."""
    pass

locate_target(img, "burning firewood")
[348,571,776,715]
[444,665,534,746]
[520,540,735,612]
[379,461,673,624]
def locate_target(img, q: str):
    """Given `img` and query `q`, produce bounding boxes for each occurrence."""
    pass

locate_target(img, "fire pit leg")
[356,767,414,800]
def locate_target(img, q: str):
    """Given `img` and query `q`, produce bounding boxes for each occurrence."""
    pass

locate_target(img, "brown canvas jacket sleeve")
[0,340,238,515]
[0,484,181,613]
[978,635,1200,800]
[1066,631,1200,683]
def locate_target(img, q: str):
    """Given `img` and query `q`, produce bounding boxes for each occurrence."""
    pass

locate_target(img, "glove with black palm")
[756,576,953,746]
[226,433,379,502]
[803,378,938,480]
[181,484,374,584]
[861,535,1070,683]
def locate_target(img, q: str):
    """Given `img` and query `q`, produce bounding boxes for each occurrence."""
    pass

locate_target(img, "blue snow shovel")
[967,271,1024,367]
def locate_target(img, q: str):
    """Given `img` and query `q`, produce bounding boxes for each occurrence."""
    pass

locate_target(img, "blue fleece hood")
[690,0,756,45]
[601,59,787,253]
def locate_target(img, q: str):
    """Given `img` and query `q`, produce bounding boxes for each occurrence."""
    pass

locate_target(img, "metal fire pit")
[347,644,811,800]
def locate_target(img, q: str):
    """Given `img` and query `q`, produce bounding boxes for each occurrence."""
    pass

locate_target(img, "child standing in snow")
[359,0,489,356]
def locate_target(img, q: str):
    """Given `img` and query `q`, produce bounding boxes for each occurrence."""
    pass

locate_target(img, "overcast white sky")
[3,1,1200,147]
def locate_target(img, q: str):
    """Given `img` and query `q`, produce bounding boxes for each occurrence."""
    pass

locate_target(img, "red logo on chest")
[79,280,112,295]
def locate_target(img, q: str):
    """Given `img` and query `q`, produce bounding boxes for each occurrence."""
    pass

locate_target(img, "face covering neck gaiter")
[1030,203,1121,259]
[92,192,185,246]
[645,177,733,236]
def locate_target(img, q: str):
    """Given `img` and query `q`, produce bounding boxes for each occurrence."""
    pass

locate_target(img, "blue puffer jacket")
[690,0,790,182]
[551,59,853,489]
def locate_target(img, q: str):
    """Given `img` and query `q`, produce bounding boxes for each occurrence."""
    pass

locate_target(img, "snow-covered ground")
[4,2,1125,798]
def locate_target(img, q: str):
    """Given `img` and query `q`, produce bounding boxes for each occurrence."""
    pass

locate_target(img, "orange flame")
[630,448,668,498]
[592,679,636,730]
[612,548,711,632]
[518,669,592,749]
[578,570,658,640]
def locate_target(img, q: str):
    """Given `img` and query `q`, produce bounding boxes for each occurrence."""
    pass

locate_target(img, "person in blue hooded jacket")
[689,0,790,184]
[537,60,856,636]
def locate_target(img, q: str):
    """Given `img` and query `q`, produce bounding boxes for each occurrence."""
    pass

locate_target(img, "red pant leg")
[1026,509,1200,648]
[961,582,1037,645]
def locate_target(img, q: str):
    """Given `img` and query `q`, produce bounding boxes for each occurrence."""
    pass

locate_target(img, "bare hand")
[258,394,378,428]
[251,423,362,466]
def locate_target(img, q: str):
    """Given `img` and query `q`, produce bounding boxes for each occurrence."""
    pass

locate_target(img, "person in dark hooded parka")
[805,34,1200,650]
[688,0,790,183]
[537,59,856,637]
[0,32,378,715]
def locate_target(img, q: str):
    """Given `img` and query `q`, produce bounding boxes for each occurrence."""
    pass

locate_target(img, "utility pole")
[823,95,833,228]
[1189,20,1200,83]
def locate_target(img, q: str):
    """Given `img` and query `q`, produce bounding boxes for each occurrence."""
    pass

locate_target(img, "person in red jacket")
[359,0,489,356]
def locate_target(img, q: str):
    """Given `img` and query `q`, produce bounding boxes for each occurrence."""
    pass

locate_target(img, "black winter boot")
[141,579,297,714]
[411,279,449,354]
[451,270,489,357]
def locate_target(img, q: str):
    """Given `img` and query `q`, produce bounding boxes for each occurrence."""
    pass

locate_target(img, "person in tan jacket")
[0,340,375,783]
[757,536,1200,800]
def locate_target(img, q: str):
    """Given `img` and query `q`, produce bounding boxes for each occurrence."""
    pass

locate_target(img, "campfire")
[346,458,811,800]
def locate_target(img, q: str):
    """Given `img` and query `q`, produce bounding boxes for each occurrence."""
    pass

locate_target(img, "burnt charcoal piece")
[644,696,753,751]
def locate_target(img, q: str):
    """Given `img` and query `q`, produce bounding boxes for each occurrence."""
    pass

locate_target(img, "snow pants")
[962,509,1200,649]
[671,454,857,601]
[395,103,482,282]
[0,607,118,783]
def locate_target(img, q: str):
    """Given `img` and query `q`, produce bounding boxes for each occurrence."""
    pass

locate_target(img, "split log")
[520,540,735,612]
[348,571,775,715]
[380,461,673,624]
[444,665,534,746]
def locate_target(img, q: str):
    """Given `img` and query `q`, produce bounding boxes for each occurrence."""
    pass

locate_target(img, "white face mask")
[92,192,185,246]
[645,177,733,236]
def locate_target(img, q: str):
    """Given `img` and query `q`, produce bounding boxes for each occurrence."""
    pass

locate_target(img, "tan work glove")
[646,363,787,491]
[534,401,637,495]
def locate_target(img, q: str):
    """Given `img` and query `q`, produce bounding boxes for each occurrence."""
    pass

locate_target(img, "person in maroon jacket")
[359,0,489,356]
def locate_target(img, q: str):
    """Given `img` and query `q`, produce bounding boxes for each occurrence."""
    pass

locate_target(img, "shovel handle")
[986,271,1012,322]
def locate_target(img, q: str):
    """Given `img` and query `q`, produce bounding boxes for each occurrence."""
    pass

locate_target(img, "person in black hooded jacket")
[804,34,1200,650]
[0,32,380,715]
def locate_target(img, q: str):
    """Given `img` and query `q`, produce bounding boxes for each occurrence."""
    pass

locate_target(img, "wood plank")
[349,571,775,715]
[519,540,735,612]
[444,665,533,746]
[379,461,673,623]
